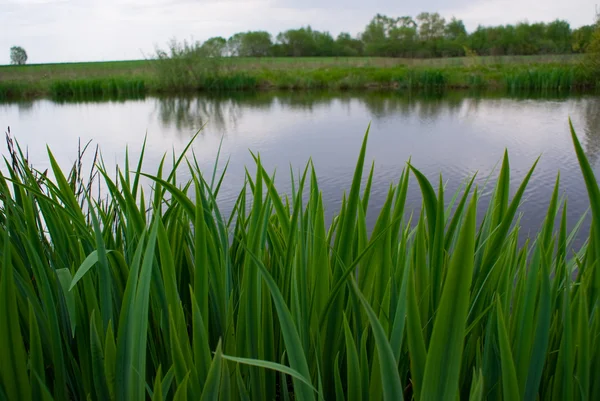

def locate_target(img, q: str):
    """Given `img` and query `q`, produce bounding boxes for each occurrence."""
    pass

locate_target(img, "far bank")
[0,55,596,100]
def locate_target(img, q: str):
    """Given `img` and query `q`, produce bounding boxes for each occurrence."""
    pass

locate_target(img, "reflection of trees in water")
[580,97,600,166]
[155,90,582,138]
[155,96,237,134]
[155,92,350,134]
[156,93,277,134]
[17,101,34,115]
[274,91,353,111]
[0,100,35,115]
[360,91,468,120]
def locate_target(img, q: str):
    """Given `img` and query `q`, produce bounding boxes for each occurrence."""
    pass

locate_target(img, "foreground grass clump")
[0,122,599,401]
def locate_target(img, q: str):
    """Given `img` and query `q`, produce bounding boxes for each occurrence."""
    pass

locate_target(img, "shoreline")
[0,60,596,101]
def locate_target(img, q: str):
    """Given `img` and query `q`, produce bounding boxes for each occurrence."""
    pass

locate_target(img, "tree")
[586,12,600,74]
[445,17,467,40]
[200,37,227,57]
[10,46,27,65]
[572,25,594,53]
[416,12,446,41]
[334,33,363,56]
[228,31,272,57]
[545,20,571,53]
[313,31,336,56]
[277,27,319,56]
[361,14,417,57]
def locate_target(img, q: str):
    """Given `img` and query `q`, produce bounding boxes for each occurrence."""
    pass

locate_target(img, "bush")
[153,38,225,91]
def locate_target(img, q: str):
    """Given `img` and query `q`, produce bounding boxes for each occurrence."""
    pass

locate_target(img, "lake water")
[1,91,599,247]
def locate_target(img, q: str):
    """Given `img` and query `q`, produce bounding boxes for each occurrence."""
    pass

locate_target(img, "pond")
[1,91,599,247]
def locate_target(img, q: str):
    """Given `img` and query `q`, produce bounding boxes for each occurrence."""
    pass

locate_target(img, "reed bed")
[48,79,146,99]
[0,121,599,400]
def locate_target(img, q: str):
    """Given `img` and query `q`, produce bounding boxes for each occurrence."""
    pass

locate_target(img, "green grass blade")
[242,246,315,401]
[569,119,600,297]
[222,355,318,393]
[408,164,437,241]
[200,341,223,401]
[406,266,426,400]
[469,369,484,401]
[90,312,111,401]
[576,286,590,400]
[421,189,477,401]
[350,279,404,401]
[173,374,189,401]
[86,193,113,330]
[334,354,345,401]
[496,298,521,401]
[28,301,45,401]
[0,228,31,401]
[57,268,77,336]
[343,315,362,401]
[523,252,551,400]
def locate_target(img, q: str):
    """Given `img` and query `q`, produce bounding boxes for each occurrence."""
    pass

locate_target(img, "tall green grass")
[0,121,599,400]
[48,78,146,100]
[503,66,591,92]
[0,81,42,100]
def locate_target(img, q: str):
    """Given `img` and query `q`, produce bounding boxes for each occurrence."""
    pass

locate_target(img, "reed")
[0,81,42,100]
[0,121,599,400]
[503,66,588,91]
[48,78,146,99]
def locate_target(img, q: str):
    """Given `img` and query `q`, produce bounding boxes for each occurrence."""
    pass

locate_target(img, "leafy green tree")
[163,12,594,61]
[313,31,336,56]
[515,22,547,54]
[545,20,572,53]
[277,27,322,56]
[228,31,272,57]
[227,33,243,56]
[438,17,468,57]
[361,14,417,57]
[361,15,389,55]
[200,37,227,57]
[586,13,600,74]
[416,12,446,41]
[389,24,419,57]
[445,17,467,40]
[572,25,595,52]
[10,46,27,65]
[334,32,364,56]
[415,12,447,57]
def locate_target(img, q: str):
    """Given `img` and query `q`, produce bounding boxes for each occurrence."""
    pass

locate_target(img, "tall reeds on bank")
[0,121,599,400]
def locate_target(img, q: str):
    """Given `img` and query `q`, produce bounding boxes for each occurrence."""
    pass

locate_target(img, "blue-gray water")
[1,91,599,248]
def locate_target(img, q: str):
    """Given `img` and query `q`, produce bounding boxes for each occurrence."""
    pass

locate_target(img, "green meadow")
[0,120,599,400]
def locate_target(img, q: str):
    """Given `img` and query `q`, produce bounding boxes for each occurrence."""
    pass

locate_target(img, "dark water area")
[1,90,599,249]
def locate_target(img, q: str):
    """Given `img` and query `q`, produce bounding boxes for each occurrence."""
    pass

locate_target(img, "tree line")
[187,13,597,58]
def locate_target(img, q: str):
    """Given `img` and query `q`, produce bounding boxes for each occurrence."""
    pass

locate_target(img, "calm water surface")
[1,91,599,246]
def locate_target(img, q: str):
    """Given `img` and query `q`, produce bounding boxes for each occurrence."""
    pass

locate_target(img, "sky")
[0,0,596,64]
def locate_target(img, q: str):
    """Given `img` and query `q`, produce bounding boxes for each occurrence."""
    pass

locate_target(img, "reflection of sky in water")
[1,91,599,249]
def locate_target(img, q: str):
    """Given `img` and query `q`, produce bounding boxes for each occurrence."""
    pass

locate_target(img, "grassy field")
[0,121,599,400]
[0,54,593,100]
[0,54,585,76]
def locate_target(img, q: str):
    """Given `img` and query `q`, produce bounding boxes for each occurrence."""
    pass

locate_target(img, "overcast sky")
[0,0,596,64]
